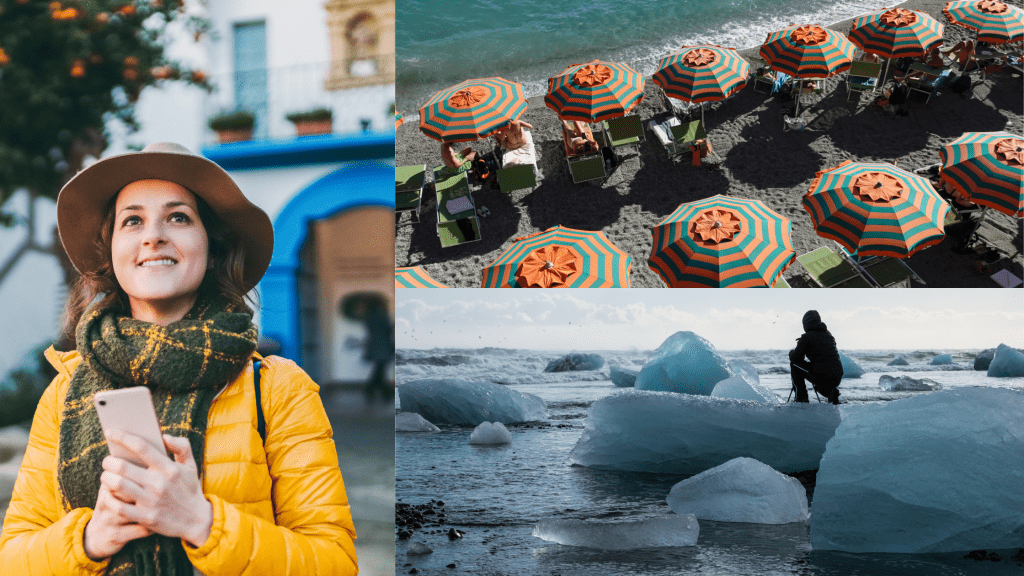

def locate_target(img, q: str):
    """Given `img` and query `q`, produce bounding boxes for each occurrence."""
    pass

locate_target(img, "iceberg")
[666,457,808,524]
[811,388,1024,553]
[532,515,699,549]
[973,348,995,370]
[878,375,941,391]
[635,332,732,395]
[728,360,760,385]
[544,353,605,372]
[570,389,841,475]
[838,352,864,378]
[609,365,637,388]
[398,379,548,425]
[928,353,953,365]
[469,421,512,445]
[887,355,909,366]
[987,344,1024,377]
[396,411,440,432]
[711,375,780,404]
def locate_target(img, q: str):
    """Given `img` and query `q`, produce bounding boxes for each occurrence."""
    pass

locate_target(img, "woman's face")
[110,180,209,320]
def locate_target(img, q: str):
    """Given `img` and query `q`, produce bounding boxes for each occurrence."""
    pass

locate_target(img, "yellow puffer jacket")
[0,347,358,575]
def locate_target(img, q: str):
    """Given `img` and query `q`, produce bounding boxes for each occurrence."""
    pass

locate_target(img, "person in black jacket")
[790,310,844,404]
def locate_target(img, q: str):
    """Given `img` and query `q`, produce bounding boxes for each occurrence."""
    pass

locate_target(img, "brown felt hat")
[57,142,273,292]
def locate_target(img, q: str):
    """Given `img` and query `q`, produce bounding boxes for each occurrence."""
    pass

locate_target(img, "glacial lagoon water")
[396,347,1024,575]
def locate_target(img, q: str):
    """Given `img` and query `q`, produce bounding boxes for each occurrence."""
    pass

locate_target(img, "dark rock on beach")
[544,353,605,372]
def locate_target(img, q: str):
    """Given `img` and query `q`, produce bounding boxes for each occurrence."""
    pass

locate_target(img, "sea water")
[396,0,899,114]
[395,347,1024,575]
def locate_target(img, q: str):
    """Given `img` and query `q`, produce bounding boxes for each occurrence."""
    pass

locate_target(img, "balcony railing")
[204,55,395,143]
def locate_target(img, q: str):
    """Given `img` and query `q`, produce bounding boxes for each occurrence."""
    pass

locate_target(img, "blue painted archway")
[260,159,394,363]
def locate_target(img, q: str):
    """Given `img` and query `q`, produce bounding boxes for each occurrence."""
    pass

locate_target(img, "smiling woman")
[0,143,358,576]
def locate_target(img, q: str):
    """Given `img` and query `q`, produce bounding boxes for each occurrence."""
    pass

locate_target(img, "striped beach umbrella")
[939,131,1024,217]
[395,113,404,129]
[759,24,857,79]
[544,60,645,122]
[481,226,632,288]
[803,161,950,258]
[419,78,528,143]
[648,195,796,288]
[396,266,448,288]
[849,8,945,59]
[652,45,749,126]
[943,0,1024,44]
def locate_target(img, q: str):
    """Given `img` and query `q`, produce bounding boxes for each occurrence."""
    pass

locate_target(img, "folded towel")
[503,129,537,167]
[446,196,474,215]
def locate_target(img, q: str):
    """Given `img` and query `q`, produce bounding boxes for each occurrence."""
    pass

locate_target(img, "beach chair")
[496,163,537,194]
[771,275,791,288]
[906,63,951,103]
[797,246,873,287]
[395,164,426,224]
[749,57,774,94]
[603,115,644,169]
[433,167,480,247]
[562,121,606,184]
[846,61,882,102]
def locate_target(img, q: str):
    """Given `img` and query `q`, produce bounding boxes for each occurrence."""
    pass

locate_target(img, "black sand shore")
[396,0,1024,288]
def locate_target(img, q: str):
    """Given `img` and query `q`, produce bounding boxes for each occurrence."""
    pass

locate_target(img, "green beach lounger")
[797,246,873,287]
[396,164,426,223]
[496,163,537,194]
[603,115,644,169]
[433,168,480,247]
[670,120,707,157]
[567,155,606,184]
[846,61,882,102]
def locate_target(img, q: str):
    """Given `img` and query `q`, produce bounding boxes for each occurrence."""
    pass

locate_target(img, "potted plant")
[286,107,333,136]
[208,110,255,143]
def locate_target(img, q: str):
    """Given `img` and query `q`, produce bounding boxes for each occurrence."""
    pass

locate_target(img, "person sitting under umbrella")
[940,39,977,71]
[494,119,534,151]
[441,141,477,173]
[789,310,843,404]
[561,120,598,156]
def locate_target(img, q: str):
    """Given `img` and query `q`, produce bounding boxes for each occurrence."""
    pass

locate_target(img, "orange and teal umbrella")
[849,8,945,59]
[803,161,950,258]
[395,113,404,129]
[653,45,749,103]
[943,0,1024,44]
[396,266,448,288]
[481,226,632,288]
[652,45,748,126]
[419,78,528,143]
[649,195,796,288]
[759,24,856,79]
[939,131,1024,217]
[544,60,645,122]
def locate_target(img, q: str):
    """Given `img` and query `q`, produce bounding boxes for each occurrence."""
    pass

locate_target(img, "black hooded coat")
[790,310,844,377]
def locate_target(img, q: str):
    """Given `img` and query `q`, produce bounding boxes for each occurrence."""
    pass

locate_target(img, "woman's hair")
[61,187,255,341]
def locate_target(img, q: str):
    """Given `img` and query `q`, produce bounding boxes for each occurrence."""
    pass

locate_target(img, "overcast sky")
[396,289,1024,351]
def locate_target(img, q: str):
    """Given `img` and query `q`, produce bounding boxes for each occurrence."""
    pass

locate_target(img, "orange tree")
[0,0,211,280]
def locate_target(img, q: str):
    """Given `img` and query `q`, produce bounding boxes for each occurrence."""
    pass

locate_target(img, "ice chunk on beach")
[396,412,440,432]
[878,375,941,391]
[544,353,604,372]
[532,515,699,549]
[666,457,808,524]
[469,421,512,445]
[811,388,1024,553]
[711,375,780,404]
[570,389,841,475]
[974,348,995,370]
[887,355,909,366]
[728,360,760,385]
[610,365,637,387]
[635,332,732,395]
[398,379,548,425]
[928,353,953,365]
[838,352,863,378]
[987,344,1024,377]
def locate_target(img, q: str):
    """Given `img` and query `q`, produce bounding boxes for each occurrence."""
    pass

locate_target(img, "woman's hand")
[100,431,214,548]
[83,484,154,560]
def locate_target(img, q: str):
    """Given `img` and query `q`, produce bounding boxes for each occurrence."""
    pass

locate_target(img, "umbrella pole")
[881,57,892,88]
[794,77,801,119]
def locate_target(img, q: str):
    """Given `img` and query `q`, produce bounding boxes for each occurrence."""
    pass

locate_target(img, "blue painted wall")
[259,159,394,364]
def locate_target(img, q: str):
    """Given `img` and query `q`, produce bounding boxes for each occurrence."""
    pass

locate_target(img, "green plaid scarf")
[58,296,258,576]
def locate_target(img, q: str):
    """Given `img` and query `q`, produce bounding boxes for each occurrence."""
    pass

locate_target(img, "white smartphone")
[93,386,166,468]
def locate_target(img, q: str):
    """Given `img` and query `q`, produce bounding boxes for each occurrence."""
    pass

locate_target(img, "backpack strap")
[253,358,266,445]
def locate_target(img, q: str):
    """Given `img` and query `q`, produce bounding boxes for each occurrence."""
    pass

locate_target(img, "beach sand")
[395,0,1024,288]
